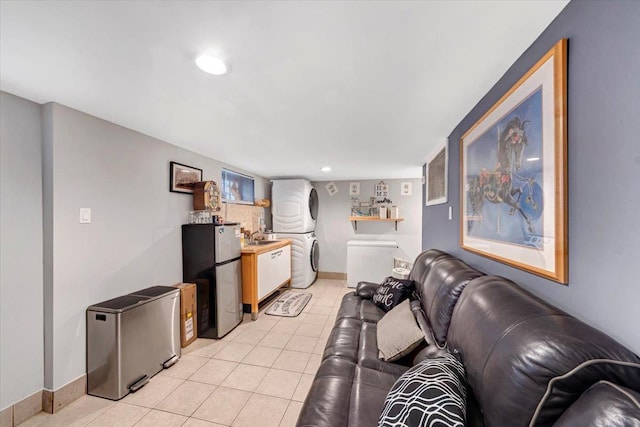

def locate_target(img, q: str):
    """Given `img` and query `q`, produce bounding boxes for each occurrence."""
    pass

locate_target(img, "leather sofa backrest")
[415,257,484,346]
[409,249,455,284]
[447,276,640,427]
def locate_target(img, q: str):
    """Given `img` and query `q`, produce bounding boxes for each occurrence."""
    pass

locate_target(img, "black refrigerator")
[182,223,243,339]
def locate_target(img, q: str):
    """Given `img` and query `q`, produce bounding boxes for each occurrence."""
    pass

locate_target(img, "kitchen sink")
[246,240,278,246]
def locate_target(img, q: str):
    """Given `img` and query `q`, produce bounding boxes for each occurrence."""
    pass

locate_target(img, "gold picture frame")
[460,39,568,284]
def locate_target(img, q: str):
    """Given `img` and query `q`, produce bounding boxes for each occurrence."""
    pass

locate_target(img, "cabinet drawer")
[257,245,291,300]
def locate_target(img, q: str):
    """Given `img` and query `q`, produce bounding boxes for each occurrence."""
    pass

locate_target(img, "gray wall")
[314,179,422,273]
[42,102,271,390]
[1,92,272,396]
[0,92,44,410]
[422,0,640,354]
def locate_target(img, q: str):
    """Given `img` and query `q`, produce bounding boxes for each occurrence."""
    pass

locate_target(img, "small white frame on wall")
[349,182,360,196]
[400,182,412,196]
[425,138,448,206]
[374,181,389,198]
[325,181,338,196]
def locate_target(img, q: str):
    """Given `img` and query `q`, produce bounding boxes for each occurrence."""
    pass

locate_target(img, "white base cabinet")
[241,240,292,319]
[257,245,291,299]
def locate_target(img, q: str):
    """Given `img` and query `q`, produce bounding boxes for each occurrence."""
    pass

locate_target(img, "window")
[221,169,255,205]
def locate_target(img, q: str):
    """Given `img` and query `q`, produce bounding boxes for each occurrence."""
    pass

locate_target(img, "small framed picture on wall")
[400,182,412,196]
[349,182,360,196]
[425,138,448,206]
[374,181,389,198]
[170,161,203,194]
[325,181,338,196]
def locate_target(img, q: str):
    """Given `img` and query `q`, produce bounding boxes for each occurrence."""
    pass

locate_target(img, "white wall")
[41,102,270,390]
[0,92,44,410]
[312,179,422,274]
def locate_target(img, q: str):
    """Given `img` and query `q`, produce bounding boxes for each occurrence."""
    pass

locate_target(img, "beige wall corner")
[317,271,347,280]
[0,406,12,427]
[12,391,42,425]
[43,375,86,414]
[41,390,53,414]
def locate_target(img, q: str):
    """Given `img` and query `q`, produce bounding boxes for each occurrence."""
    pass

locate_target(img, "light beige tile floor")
[18,279,350,427]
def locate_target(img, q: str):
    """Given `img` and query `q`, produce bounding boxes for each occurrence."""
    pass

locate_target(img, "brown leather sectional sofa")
[297,249,640,426]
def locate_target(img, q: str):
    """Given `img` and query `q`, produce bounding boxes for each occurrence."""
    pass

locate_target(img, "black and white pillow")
[378,352,467,427]
[372,277,415,312]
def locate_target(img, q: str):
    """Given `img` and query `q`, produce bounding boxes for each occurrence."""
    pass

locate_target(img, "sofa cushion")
[377,299,424,362]
[378,352,467,427]
[409,249,455,284]
[360,299,386,323]
[358,322,416,376]
[552,381,640,427]
[336,292,385,324]
[323,317,361,363]
[297,356,356,427]
[531,359,640,426]
[417,257,484,346]
[372,277,414,312]
[336,292,362,320]
[447,275,640,427]
[355,281,380,299]
[349,365,405,427]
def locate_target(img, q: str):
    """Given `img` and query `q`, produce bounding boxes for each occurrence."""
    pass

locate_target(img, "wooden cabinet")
[241,240,292,320]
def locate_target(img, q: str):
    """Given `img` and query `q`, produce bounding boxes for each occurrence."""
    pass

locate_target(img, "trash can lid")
[87,295,149,313]
[129,286,179,298]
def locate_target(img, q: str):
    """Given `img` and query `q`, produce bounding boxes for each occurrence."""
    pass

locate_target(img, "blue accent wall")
[422,0,640,353]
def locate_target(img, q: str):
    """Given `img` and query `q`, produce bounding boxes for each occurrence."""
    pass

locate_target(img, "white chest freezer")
[347,240,398,288]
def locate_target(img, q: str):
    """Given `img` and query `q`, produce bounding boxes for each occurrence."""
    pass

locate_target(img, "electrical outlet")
[394,257,412,269]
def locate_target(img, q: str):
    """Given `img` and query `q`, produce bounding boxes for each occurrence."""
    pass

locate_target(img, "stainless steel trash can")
[87,286,181,400]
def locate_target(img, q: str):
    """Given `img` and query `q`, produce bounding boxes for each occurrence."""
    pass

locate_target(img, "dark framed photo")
[460,39,567,284]
[170,161,202,194]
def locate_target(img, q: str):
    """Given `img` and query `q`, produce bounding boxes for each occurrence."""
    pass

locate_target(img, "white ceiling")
[0,0,568,181]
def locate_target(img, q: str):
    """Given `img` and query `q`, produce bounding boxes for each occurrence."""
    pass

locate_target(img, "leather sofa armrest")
[551,381,640,427]
[356,281,379,299]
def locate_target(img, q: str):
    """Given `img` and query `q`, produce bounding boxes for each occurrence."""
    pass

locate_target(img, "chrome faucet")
[249,230,261,243]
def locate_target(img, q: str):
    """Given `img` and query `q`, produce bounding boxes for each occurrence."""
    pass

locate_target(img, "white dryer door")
[309,188,318,222]
[310,240,319,272]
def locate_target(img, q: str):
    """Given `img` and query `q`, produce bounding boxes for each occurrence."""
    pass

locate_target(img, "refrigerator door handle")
[215,256,241,267]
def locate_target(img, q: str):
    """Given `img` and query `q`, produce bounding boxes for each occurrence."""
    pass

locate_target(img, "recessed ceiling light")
[526,157,540,162]
[195,54,228,75]
[321,166,331,172]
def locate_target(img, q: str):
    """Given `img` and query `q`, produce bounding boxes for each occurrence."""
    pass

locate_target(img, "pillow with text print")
[372,277,415,312]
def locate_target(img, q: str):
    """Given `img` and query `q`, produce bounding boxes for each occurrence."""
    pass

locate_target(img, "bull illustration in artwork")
[468,117,541,235]
[498,117,528,173]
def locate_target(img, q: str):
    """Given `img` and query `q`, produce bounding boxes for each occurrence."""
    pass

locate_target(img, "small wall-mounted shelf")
[349,216,405,231]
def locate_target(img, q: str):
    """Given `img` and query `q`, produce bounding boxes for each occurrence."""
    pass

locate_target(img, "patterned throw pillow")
[372,277,415,312]
[378,352,467,427]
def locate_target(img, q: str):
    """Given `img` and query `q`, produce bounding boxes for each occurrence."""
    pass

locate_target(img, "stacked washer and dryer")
[271,179,319,289]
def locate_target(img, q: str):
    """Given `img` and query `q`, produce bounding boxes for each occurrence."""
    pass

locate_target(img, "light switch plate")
[80,208,91,224]
[448,206,452,221]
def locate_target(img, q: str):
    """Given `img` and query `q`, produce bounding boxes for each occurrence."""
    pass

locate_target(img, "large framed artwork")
[460,39,568,283]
